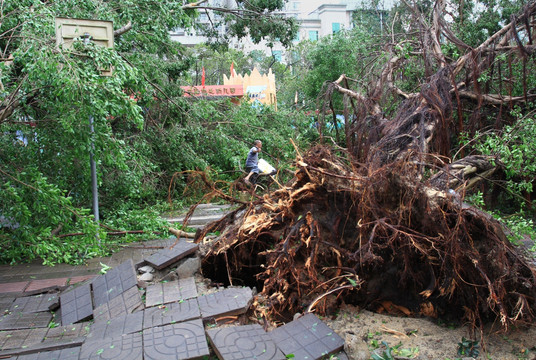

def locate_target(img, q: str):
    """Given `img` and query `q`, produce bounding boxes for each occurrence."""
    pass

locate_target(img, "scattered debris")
[0,227,348,358]
[137,265,155,274]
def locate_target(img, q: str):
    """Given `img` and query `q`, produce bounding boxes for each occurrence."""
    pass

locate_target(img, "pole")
[83,33,100,244]
[89,115,100,225]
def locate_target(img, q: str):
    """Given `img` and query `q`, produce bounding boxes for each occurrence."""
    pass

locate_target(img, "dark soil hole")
[201,239,268,291]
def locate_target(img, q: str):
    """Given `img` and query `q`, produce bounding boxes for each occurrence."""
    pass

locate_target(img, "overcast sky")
[300,0,341,14]
[298,0,395,14]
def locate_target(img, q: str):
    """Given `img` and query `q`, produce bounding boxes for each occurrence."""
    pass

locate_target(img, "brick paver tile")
[0,282,29,294]
[68,275,96,285]
[25,278,68,293]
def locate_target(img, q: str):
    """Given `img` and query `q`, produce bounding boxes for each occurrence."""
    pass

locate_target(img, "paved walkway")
[0,203,351,360]
[0,204,231,296]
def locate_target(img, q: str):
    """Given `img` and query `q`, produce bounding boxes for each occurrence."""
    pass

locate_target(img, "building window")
[332,22,341,33]
[292,2,300,10]
[294,32,300,42]
[272,50,282,62]
[308,30,318,41]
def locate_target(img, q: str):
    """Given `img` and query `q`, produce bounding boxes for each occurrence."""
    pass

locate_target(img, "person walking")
[244,140,262,185]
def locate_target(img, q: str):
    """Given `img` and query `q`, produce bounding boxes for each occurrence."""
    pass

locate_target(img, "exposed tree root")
[192,1,536,334]
[199,145,536,332]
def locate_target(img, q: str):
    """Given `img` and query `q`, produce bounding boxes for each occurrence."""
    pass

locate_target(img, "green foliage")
[494,212,536,249]
[473,111,536,204]
[303,30,364,100]
[371,341,419,360]
[457,337,480,358]
[462,111,536,248]
[0,167,105,265]
[450,0,527,48]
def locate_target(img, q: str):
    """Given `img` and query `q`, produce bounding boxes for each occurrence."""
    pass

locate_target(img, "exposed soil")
[324,304,536,360]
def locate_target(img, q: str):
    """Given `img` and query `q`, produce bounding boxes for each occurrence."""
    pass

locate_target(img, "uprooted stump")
[197,145,536,330]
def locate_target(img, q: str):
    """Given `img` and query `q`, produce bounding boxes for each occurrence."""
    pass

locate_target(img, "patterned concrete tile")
[197,287,253,320]
[143,319,210,360]
[15,346,81,360]
[10,294,59,314]
[269,313,345,360]
[0,312,52,331]
[145,277,197,307]
[79,332,143,360]
[144,240,198,270]
[92,286,143,322]
[0,328,48,351]
[86,311,143,343]
[44,322,91,342]
[143,298,200,329]
[206,324,285,360]
[59,283,93,325]
[91,260,137,308]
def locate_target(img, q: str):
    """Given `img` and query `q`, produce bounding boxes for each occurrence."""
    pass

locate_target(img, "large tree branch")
[457,90,536,105]
[453,1,536,76]
[113,21,132,37]
[0,74,27,124]
[428,155,498,191]
[332,75,382,116]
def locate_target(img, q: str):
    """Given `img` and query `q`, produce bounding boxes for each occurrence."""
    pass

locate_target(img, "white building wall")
[171,1,395,59]
[315,4,351,36]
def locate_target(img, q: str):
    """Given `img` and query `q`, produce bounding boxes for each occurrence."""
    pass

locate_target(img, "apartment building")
[171,0,394,61]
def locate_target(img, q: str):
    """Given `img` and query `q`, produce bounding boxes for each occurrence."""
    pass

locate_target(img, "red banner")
[181,85,244,97]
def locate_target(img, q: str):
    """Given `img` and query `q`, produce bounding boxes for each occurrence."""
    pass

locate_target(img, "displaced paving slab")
[269,313,345,360]
[68,275,97,285]
[206,324,286,360]
[44,322,91,342]
[143,298,200,329]
[144,240,198,270]
[0,296,15,313]
[59,283,93,326]
[197,287,253,320]
[92,286,143,322]
[145,277,198,307]
[79,332,143,360]
[143,319,210,360]
[86,311,143,343]
[0,328,48,351]
[92,259,138,308]
[25,278,68,294]
[0,337,84,358]
[15,346,81,360]
[10,294,59,314]
[0,311,52,331]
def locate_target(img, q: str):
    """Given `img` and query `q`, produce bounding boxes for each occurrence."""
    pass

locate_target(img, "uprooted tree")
[194,0,536,332]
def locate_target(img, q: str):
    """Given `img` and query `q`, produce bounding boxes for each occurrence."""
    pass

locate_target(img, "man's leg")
[244,171,254,184]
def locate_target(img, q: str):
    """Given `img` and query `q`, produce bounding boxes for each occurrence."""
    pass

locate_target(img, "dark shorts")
[246,165,259,174]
